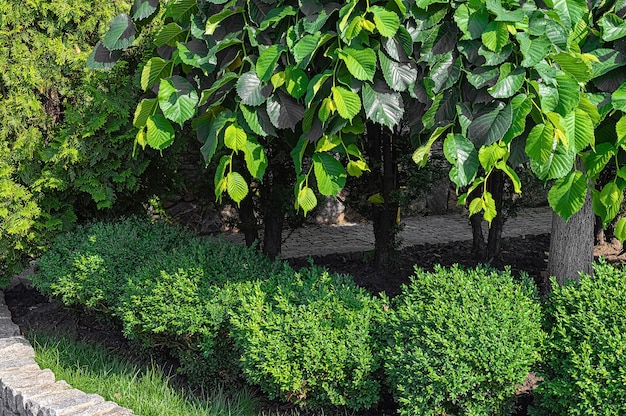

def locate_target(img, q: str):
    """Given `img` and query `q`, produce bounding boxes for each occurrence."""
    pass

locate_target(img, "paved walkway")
[222,206,554,259]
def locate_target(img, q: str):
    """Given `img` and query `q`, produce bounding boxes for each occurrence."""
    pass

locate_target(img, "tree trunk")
[486,169,505,262]
[547,187,594,287]
[366,123,399,269]
[470,213,485,257]
[239,193,259,248]
[260,154,289,260]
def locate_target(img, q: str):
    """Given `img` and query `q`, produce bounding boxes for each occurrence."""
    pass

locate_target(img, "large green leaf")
[525,123,555,165]
[548,170,587,222]
[337,47,377,81]
[165,0,197,22]
[158,76,199,125]
[552,53,593,83]
[443,134,479,188]
[540,73,580,116]
[428,52,462,94]
[488,64,526,99]
[266,90,305,130]
[593,182,623,225]
[530,142,575,180]
[103,14,136,51]
[599,13,626,41]
[153,23,185,47]
[378,50,417,92]
[226,171,249,204]
[517,33,552,67]
[611,82,626,111]
[224,124,247,151]
[562,109,593,152]
[467,103,513,147]
[133,98,158,128]
[177,40,215,73]
[481,21,509,52]
[141,57,173,91]
[240,104,277,137]
[297,186,317,216]
[584,142,615,179]
[256,45,284,82]
[616,115,626,148]
[236,72,269,106]
[196,111,234,164]
[132,0,159,21]
[502,94,532,144]
[86,42,122,71]
[478,142,508,171]
[285,66,309,99]
[466,67,499,89]
[205,7,242,35]
[454,3,489,40]
[146,115,175,150]
[332,86,362,121]
[412,124,451,167]
[313,153,347,196]
[486,0,527,22]
[214,156,231,200]
[292,34,319,65]
[199,73,238,106]
[243,137,268,180]
[368,6,400,37]
[547,0,587,30]
[361,83,403,129]
[588,48,626,79]
[615,218,626,242]
[259,6,296,31]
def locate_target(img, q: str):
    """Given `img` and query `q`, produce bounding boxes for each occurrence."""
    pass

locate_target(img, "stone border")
[0,290,134,416]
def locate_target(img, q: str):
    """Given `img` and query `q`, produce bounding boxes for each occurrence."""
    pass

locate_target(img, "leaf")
[214,156,231,201]
[502,94,532,144]
[469,197,483,216]
[347,160,369,177]
[412,124,451,167]
[133,98,158,128]
[243,137,269,180]
[488,64,525,99]
[256,45,284,82]
[548,0,586,30]
[199,73,238,106]
[224,124,247,151]
[553,52,593,83]
[540,73,580,117]
[444,133,479,188]
[86,42,122,70]
[481,21,509,52]
[154,23,185,47]
[158,76,199,125]
[141,57,173,91]
[237,72,269,106]
[584,142,615,179]
[146,115,175,150]
[612,82,626,112]
[496,161,522,193]
[479,142,508,171]
[165,0,197,22]
[617,115,626,148]
[361,83,403,128]
[454,4,489,40]
[285,66,309,99]
[482,191,497,225]
[196,111,234,164]
[378,51,418,92]
[428,52,462,94]
[337,47,377,82]
[562,109,593,152]
[548,170,587,222]
[467,103,513,147]
[132,0,159,21]
[103,14,135,51]
[368,6,399,37]
[615,218,626,243]
[259,6,296,31]
[599,13,626,41]
[266,90,305,130]
[293,34,320,65]
[298,186,317,215]
[205,7,241,35]
[517,33,552,67]
[226,172,249,204]
[313,153,347,196]
[530,142,575,180]
[331,86,361,121]
[177,40,215,73]
[525,123,555,165]
[466,67,499,89]
[240,104,277,137]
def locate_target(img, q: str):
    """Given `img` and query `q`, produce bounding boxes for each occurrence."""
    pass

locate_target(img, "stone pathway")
[222,206,554,258]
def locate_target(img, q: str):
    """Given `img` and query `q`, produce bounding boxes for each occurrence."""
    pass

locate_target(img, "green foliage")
[230,265,384,410]
[533,260,626,415]
[0,0,172,277]
[385,265,543,416]
[32,217,190,313]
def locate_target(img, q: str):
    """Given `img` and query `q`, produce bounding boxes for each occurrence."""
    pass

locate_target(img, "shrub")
[385,264,543,416]
[32,217,190,312]
[532,260,626,415]
[230,265,384,410]
[119,236,290,386]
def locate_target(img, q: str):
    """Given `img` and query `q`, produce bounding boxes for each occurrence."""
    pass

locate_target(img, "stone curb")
[0,290,134,416]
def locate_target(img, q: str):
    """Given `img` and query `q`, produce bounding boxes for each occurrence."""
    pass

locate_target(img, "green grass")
[28,331,259,416]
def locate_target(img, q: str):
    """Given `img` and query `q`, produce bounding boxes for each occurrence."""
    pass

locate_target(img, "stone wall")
[0,292,133,416]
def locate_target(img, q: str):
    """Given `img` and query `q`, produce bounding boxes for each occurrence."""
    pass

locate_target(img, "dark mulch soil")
[6,232,621,416]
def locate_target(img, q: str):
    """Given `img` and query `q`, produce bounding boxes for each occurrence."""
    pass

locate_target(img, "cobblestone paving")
[222,206,553,259]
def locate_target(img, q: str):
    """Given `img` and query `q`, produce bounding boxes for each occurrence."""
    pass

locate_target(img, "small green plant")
[532,259,626,415]
[29,331,258,416]
[32,217,190,313]
[230,265,384,411]
[385,264,543,416]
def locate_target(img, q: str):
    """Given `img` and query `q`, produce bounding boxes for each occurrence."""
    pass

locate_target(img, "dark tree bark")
[260,151,290,260]
[366,123,399,269]
[486,169,505,262]
[239,193,259,248]
[468,185,485,256]
[547,185,594,287]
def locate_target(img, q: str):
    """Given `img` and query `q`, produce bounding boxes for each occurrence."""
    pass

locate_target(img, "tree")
[0,0,168,279]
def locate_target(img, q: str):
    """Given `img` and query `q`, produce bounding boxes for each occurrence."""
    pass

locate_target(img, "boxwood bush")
[230,265,385,410]
[385,264,543,416]
[32,217,189,313]
[532,260,626,415]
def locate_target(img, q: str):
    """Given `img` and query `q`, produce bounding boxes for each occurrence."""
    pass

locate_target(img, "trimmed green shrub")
[230,265,384,410]
[118,236,289,385]
[533,259,626,415]
[32,217,190,312]
[385,264,543,416]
